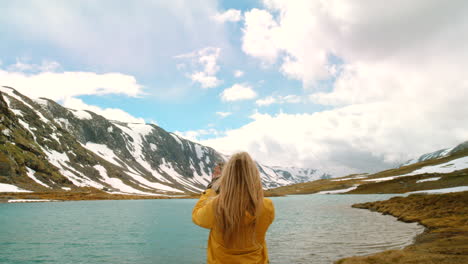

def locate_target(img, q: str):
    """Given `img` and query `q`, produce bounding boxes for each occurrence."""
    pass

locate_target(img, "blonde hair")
[213,152,264,248]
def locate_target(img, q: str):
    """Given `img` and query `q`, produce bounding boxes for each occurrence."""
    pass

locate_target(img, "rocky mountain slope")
[0,86,330,195]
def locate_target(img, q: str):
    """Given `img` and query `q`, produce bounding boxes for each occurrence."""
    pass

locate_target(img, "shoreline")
[335,191,468,264]
[0,188,199,203]
[0,187,289,203]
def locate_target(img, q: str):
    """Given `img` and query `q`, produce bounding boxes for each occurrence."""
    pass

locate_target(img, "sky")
[1,0,467,176]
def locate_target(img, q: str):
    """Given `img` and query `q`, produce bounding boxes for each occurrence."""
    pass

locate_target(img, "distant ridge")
[401,141,468,166]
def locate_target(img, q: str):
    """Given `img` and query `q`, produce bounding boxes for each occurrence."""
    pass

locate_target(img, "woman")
[192,152,275,264]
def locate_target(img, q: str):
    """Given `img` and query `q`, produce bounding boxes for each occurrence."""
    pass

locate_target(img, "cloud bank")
[200,0,468,176]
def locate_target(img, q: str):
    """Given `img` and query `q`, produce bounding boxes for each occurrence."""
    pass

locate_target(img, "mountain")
[267,140,468,196]
[0,86,330,195]
[401,141,468,166]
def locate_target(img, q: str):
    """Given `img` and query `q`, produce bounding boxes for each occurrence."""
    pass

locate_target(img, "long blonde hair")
[213,152,264,248]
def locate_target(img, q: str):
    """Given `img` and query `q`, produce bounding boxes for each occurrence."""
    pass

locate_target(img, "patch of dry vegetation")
[265,178,362,196]
[0,187,194,202]
[348,169,468,194]
[336,191,468,264]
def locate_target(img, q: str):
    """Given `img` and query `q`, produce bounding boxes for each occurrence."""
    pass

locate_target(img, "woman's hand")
[212,165,221,180]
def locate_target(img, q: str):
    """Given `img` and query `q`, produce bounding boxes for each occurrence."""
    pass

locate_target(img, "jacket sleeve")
[265,198,275,224]
[192,189,216,229]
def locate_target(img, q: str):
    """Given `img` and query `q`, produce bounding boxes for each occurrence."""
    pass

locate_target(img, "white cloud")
[190,72,221,89]
[175,47,222,88]
[234,70,244,78]
[0,66,143,101]
[255,96,276,106]
[62,97,146,124]
[242,1,468,88]
[203,91,468,176]
[213,9,242,23]
[0,1,226,72]
[256,94,302,106]
[220,83,257,101]
[6,59,62,73]
[216,111,232,118]
[242,9,279,63]
[0,60,148,124]
[203,0,468,175]
[174,128,221,143]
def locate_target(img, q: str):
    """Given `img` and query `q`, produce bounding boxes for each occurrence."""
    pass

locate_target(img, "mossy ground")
[336,191,468,264]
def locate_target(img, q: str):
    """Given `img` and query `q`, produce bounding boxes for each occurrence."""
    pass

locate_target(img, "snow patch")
[1,128,11,137]
[72,109,92,120]
[149,143,157,151]
[194,144,204,159]
[160,158,203,192]
[26,167,50,188]
[2,89,51,124]
[0,183,32,193]
[127,123,153,137]
[407,186,468,194]
[331,176,368,181]
[82,142,123,167]
[402,156,468,176]
[33,98,49,107]
[94,165,156,195]
[8,199,56,203]
[170,133,183,146]
[190,163,211,186]
[10,109,23,117]
[416,177,441,183]
[125,171,183,193]
[318,185,359,194]
[41,147,103,188]
[56,118,72,130]
[50,133,60,143]
[368,156,468,183]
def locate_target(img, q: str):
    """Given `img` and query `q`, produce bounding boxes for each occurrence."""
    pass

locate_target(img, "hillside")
[266,141,468,196]
[0,86,330,196]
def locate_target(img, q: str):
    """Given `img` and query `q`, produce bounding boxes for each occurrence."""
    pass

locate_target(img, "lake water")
[0,194,423,264]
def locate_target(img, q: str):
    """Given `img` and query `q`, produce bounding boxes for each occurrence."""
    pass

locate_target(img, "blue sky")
[0,0,327,133]
[1,0,467,175]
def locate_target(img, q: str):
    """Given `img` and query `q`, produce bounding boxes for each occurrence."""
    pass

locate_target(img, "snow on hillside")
[406,186,468,194]
[0,183,31,193]
[318,185,360,194]
[402,156,468,175]
[365,156,468,183]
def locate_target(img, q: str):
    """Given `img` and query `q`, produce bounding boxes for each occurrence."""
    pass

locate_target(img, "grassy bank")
[336,191,468,264]
[348,169,468,194]
[0,187,195,202]
[264,168,468,196]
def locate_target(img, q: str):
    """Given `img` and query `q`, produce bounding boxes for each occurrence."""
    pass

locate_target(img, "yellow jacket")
[192,189,275,264]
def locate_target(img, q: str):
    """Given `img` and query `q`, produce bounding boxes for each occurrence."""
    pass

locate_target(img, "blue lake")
[0,194,423,264]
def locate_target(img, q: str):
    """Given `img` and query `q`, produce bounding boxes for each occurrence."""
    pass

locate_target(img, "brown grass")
[335,191,468,264]
[348,169,468,194]
[0,187,195,202]
[264,178,362,196]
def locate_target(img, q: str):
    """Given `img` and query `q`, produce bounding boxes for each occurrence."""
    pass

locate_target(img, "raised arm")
[192,188,216,229]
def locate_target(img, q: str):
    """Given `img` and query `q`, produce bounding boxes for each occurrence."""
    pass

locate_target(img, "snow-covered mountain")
[401,141,468,167]
[0,86,330,194]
